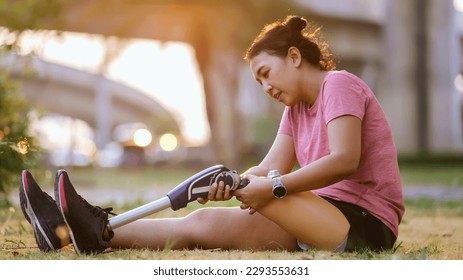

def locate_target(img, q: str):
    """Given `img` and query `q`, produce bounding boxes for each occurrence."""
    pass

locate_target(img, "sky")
[16,30,211,147]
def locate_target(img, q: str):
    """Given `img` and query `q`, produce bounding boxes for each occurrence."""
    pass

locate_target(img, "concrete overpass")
[1,54,179,148]
[3,0,462,164]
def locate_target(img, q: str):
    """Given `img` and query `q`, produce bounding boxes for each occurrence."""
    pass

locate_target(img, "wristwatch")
[267,169,280,179]
[267,170,287,198]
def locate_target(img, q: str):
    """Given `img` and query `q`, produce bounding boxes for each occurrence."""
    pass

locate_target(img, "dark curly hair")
[244,15,336,71]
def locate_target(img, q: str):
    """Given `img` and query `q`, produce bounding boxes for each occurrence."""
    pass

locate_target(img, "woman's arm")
[235,115,361,214]
[281,115,361,193]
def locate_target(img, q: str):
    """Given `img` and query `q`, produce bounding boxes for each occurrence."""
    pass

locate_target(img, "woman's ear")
[287,47,302,67]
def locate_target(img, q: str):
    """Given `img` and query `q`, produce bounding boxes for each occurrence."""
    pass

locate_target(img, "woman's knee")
[184,207,217,225]
[180,207,241,248]
[182,208,228,236]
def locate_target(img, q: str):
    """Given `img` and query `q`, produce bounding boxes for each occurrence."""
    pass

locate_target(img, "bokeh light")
[133,128,152,147]
[159,133,178,152]
[17,139,30,154]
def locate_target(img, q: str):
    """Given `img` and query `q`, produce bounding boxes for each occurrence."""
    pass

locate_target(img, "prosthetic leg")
[107,165,247,230]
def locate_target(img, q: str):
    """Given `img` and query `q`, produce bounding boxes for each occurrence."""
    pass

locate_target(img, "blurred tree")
[0,0,61,207]
[186,0,302,168]
[0,0,61,33]
[0,75,38,207]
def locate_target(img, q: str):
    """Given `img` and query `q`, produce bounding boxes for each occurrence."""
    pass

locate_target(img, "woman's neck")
[301,67,329,107]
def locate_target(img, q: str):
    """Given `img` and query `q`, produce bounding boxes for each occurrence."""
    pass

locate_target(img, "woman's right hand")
[197,180,232,204]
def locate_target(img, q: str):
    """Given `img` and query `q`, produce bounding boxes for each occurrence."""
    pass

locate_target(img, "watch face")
[273,185,287,198]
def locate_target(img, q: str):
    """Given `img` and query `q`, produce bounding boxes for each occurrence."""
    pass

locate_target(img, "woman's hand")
[197,180,232,205]
[234,174,274,215]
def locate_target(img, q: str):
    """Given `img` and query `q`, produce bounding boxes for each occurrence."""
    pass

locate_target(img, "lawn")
[1,162,462,260]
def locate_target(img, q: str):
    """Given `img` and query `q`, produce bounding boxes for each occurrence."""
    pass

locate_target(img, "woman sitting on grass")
[19,15,404,254]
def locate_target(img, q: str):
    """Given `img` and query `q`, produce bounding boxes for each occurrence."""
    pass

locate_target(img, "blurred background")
[1,0,463,205]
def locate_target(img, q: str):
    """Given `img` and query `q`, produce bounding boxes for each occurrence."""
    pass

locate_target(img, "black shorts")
[321,196,397,252]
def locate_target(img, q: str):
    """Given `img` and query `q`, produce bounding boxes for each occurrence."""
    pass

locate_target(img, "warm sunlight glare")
[13,31,210,147]
[108,40,210,146]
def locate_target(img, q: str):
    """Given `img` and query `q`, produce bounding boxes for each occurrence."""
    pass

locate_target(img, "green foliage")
[0,0,62,55]
[0,0,61,207]
[0,0,61,31]
[0,74,38,207]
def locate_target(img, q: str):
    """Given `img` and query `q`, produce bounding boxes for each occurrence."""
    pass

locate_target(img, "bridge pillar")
[381,0,463,153]
[95,75,112,149]
[380,0,419,152]
[427,0,463,152]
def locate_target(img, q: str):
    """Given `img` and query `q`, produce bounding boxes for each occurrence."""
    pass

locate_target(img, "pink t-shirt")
[278,70,404,237]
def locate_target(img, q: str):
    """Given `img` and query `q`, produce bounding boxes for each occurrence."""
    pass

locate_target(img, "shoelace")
[78,195,117,217]
[96,206,117,217]
[78,196,116,241]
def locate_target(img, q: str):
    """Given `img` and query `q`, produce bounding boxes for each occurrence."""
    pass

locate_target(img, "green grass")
[1,200,462,260]
[398,153,463,187]
[23,156,463,192]
[1,162,462,260]
[399,164,463,187]
[30,165,197,191]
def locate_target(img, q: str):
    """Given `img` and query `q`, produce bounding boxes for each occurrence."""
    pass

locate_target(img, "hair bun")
[285,16,307,33]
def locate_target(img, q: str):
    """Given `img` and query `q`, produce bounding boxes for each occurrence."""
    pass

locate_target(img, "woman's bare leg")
[111,190,348,251]
[111,207,299,251]
[259,191,350,251]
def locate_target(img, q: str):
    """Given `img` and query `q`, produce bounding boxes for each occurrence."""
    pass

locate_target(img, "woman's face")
[250,51,301,106]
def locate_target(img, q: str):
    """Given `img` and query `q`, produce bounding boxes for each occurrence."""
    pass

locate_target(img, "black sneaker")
[55,170,115,254]
[19,170,70,251]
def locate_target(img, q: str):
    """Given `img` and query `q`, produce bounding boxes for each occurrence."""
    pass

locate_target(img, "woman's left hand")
[234,174,274,215]
[197,180,232,205]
